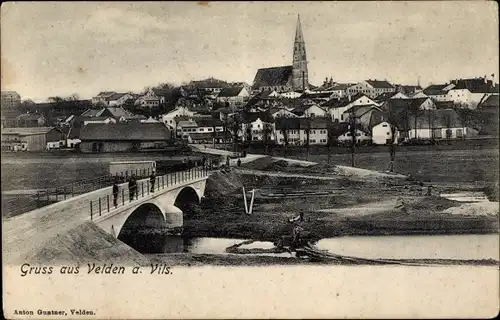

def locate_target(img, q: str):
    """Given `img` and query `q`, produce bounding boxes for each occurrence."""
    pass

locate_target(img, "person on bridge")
[128,175,137,201]
[112,179,119,207]
[150,170,156,193]
[237,158,242,167]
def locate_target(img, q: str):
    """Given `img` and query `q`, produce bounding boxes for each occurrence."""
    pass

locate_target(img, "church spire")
[295,14,304,43]
[292,14,308,91]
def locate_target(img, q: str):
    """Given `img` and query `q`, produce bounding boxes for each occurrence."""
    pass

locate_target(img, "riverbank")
[181,170,499,242]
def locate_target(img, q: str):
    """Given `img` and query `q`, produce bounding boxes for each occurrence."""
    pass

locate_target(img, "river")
[120,233,499,261]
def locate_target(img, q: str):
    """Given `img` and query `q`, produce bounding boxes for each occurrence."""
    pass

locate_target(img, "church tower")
[292,14,309,91]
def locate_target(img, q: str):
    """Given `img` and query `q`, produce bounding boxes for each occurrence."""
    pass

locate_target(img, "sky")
[1,1,498,102]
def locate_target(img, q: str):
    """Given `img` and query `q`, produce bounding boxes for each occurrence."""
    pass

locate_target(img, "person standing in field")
[112,179,119,207]
[150,170,156,193]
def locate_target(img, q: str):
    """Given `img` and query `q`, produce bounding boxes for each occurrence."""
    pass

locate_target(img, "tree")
[68,93,80,101]
[303,116,312,160]
[276,117,290,157]
[48,96,64,103]
[245,121,253,148]
[445,113,453,144]
[230,114,242,152]
[262,122,273,155]
[222,113,230,150]
[387,108,400,172]
[326,120,347,164]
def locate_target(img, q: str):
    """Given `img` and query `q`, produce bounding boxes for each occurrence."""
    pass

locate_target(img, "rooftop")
[2,127,58,136]
[253,66,293,88]
[80,123,171,141]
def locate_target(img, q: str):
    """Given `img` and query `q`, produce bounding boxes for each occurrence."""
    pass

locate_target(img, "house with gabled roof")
[322,93,378,122]
[291,104,327,118]
[92,91,116,106]
[1,127,65,151]
[107,93,134,106]
[445,77,499,108]
[346,80,395,98]
[422,84,453,102]
[15,113,46,127]
[216,86,249,107]
[79,122,171,153]
[274,117,330,145]
[374,91,409,104]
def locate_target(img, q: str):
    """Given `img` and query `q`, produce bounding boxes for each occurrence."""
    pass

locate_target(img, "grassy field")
[302,148,498,184]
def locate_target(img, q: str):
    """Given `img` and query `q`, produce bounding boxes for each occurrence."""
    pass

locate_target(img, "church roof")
[253,66,293,88]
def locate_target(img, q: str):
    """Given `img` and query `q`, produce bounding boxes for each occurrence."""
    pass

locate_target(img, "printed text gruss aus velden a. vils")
[20,263,173,276]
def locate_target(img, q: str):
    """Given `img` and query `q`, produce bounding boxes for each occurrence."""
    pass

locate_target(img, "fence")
[89,166,208,220]
[1,164,208,218]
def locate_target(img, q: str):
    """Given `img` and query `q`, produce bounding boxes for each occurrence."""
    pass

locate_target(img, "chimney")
[484,75,487,84]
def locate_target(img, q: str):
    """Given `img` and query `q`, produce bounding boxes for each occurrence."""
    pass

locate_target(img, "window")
[387,132,390,135]
[207,128,213,132]
[382,124,388,127]
[456,129,463,138]
[346,133,351,136]
[199,128,205,132]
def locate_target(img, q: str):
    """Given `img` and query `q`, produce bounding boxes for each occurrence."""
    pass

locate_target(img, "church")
[252,15,309,93]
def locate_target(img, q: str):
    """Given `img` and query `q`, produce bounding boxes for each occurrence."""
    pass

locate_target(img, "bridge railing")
[89,165,208,220]
[1,164,206,218]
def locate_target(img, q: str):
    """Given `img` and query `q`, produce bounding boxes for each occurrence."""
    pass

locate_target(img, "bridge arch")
[117,203,165,236]
[173,186,201,217]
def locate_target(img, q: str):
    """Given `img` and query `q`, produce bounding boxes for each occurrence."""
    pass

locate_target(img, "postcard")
[2,1,499,318]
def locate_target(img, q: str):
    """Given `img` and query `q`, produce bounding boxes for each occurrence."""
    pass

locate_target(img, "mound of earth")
[204,171,244,197]
[29,222,150,265]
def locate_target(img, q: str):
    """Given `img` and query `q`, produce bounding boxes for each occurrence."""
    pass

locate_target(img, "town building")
[253,15,309,92]
[422,84,453,102]
[107,93,134,106]
[241,112,275,142]
[15,113,47,127]
[161,106,196,130]
[1,91,21,109]
[270,107,298,119]
[91,92,117,106]
[371,121,396,145]
[395,84,423,97]
[216,86,250,107]
[280,91,303,99]
[337,126,372,145]
[346,80,395,98]
[291,104,327,118]
[396,109,478,141]
[79,122,171,153]
[274,117,329,145]
[444,77,499,108]
[322,93,378,122]
[374,91,409,104]
[135,89,160,108]
[1,127,65,151]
